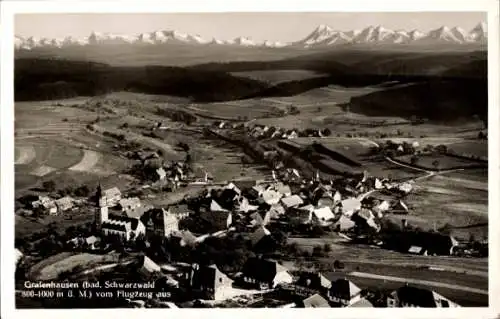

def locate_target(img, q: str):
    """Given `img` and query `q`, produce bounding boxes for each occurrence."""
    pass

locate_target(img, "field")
[29,252,121,280]
[447,140,488,158]
[396,154,483,170]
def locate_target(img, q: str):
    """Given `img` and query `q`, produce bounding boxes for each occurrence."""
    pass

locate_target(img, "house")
[374,178,383,190]
[171,230,197,247]
[224,182,241,196]
[85,235,101,250]
[138,255,162,277]
[312,207,335,226]
[199,210,233,232]
[280,195,304,210]
[31,196,56,211]
[262,189,283,205]
[333,215,355,232]
[289,205,314,225]
[237,197,259,213]
[373,200,390,215]
[240,258,293,290]
[300,294,331,308]
[398,182,413,194]
[408,246,427,255]
[189,264,233,301]
[296,272,332,295]
[327,279,362,307]
[156,167,167,181]
[274,183,292,197]
[249,212,265,227]
[140,208,179,237]
[339,198,361,217]
[268,204,285,217]
[102,187,122,207]
[166,204,191,220]
[15,249,23,266]
[249,226,272,246]
[349,298,374,308]
[101,215,146,241]
[55,196,74,211]
[119,197,142,213]
[387,286,460,308]
[333,191,342,203]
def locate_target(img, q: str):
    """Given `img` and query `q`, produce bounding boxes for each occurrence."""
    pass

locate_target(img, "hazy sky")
[15,12,486,42]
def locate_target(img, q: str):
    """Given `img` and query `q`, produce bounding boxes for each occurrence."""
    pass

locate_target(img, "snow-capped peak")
[14,21,488,51]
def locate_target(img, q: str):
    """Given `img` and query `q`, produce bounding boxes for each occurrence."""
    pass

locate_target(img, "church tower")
[94,183,108,231]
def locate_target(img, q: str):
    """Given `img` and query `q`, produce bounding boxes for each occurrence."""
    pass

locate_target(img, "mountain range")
[15,22,487,50]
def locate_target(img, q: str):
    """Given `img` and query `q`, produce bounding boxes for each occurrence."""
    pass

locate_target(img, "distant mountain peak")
[15,21,487,50]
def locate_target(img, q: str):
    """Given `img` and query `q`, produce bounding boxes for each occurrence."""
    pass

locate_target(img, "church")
[94,185,146,241]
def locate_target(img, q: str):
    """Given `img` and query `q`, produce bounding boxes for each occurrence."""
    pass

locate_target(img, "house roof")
[85,236,99,245]
[141,256,161,273]
[172,230,197,245]
[225,182,241,195]
[119,197,141,208]
[329,279,361,300]
[335,215,356,231]
[349,298,374,308]
[210,199,228,212]
[168,204,190,216]
[241,258,283,283]
[281,195,304,208]
[262,189,283,205]
[55,196,73,209]
[302,294,330,308]
[393,286,438,307]
[103,187,121,198]
[313,207,335,221]
[408,246,425,254]
[250,226,271,245]
[340,198,361,215]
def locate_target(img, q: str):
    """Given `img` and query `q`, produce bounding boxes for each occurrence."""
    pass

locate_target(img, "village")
[15,116,487,309]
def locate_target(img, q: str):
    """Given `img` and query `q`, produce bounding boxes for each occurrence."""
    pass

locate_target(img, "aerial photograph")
[13,12,488,308]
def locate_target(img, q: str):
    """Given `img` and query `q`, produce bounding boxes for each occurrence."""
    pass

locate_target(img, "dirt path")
[69,150,100,172]
[15,146,36,165]
[347,271,488,295]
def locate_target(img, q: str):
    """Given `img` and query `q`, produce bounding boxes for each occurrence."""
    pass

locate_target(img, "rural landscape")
[14,13,488,309]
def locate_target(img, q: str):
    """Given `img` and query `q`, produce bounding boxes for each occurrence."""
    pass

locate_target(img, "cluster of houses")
[28,195,77,216]
[214,121,331,141]
[110,254,461,308]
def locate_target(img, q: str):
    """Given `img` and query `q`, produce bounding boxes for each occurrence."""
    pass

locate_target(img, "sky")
[15,12,487,42]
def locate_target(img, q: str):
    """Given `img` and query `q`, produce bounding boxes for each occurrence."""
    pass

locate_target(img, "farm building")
[239,258,293,290]
[55,196,74,212]
[387,286,460,308]
[280,195,304,210]
[327,279,362,307]
[189,263,233,301]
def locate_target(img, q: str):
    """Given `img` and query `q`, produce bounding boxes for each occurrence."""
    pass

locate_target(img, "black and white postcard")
[1,1,499,318]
